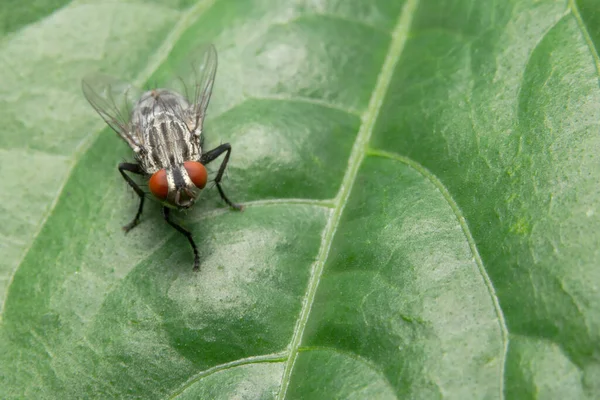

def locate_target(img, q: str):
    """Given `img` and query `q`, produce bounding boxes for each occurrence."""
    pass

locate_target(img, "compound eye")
[149,169,168,200]
[184,161,207,189]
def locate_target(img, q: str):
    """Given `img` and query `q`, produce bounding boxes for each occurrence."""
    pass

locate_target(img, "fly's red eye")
[149,169,168,199]
[184,161,207,189]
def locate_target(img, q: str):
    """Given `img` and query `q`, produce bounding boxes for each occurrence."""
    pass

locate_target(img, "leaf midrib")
[275,0,421,397]
[2,0,513,397]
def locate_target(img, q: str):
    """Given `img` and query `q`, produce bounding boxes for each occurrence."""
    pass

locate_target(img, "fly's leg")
[118,162,145,233]
[163,207,200,270]
[200,143,243,210]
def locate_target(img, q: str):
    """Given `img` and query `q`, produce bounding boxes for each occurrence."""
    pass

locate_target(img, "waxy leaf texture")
[1,0,599,398]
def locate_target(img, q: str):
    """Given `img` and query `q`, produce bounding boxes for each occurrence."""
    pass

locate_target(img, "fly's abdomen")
[132,89,189,126]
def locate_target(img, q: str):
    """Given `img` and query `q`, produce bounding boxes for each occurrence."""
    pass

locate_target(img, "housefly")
[82,44,242,270]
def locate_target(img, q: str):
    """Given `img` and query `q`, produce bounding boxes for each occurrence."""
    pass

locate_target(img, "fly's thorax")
[135,112,202,174]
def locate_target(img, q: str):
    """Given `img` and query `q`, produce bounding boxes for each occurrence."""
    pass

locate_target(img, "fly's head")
[148,161,208,209]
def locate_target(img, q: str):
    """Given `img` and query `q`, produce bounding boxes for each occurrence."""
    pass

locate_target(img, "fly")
[82,44,242,270]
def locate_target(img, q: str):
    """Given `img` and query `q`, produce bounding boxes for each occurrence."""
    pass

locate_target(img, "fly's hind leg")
[200,143,243,210]
[118,162,146,232]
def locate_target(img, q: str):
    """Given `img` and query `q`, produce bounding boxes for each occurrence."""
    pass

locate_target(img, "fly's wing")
[81,74,143,150]
[167,44,218,133]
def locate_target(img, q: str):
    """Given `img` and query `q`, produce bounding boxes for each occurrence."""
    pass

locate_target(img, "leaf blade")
[1,0,599,398]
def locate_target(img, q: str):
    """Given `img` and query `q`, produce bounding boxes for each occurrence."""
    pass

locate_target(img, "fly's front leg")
[200,143,243,210]
[163,207,200,270]
[118,162,145,232]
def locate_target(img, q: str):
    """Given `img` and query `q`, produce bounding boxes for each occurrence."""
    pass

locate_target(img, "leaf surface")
[1,0,599,398]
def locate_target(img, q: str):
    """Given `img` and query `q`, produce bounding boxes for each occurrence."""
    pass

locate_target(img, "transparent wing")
[167,43,218,132]
[81,73,143,150]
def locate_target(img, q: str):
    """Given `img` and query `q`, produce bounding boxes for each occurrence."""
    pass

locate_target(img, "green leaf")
[1,0,599,398]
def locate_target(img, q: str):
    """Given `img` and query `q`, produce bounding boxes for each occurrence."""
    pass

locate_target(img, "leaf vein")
[297,346,397,396]
[366,147,509,399]
[569,0,600,79]
[276,0,420,397]
[243,95,362,117]
[167,352,288,399]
